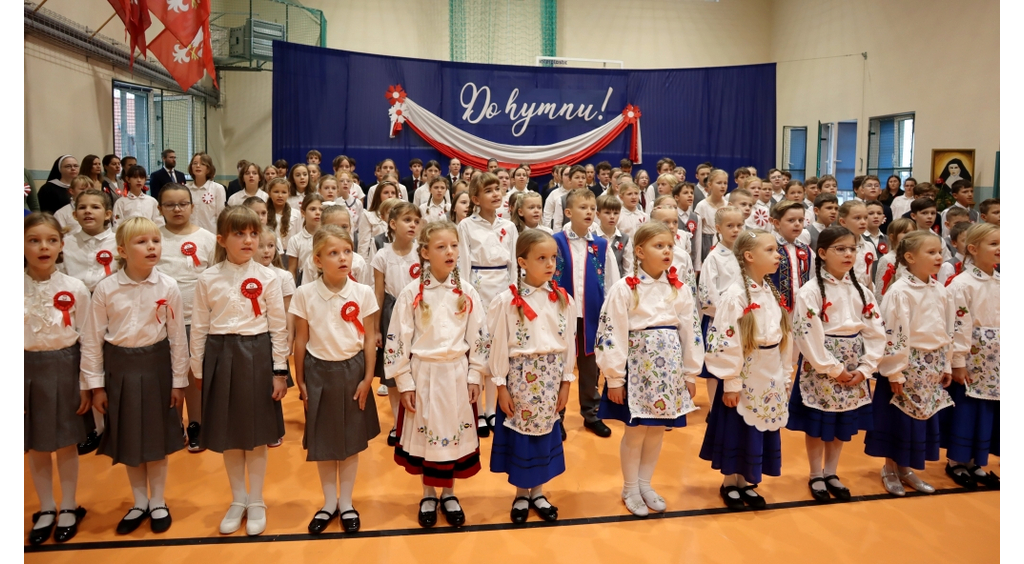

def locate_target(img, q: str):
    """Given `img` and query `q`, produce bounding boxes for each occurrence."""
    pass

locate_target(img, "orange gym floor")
[24,381,999,563]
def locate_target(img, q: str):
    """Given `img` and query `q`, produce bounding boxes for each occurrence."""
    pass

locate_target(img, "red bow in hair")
[666,266,684,289]
[549,280,567,302]
[412,283,425,310]
[509,284,537,320]
[625,276,641,290]
[779,295,792,313]
[155,298,175,324]
[742,302,761,316]
[820,301,832,322]
[881,263,897,294]
[862,303,875,318]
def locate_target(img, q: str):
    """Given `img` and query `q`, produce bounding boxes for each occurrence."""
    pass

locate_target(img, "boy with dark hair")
[979,198,999,225]
[940,180,978,238]
[306,149,322,165]
[619,158,633,175]
[400,158,424,197]
[769,199,813,312]
[799,193,839,249]
[590,161,612,198]
[938,221,972,286]
[693,162,713,206]
[673,182,702,273]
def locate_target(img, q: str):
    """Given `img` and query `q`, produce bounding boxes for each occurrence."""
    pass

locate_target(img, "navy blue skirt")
[863,375,942,470]
[696,315,716,380]
[786,363,873,442]
[940,382,999,466]
[597,380,689,428]
[489,409,566,490]
[699,380,782,484]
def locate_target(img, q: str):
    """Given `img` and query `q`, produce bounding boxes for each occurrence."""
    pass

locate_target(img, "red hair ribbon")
[625,276,641,290]
[509,284,537,321]
[341,302,364,335]
[349,273,357,282]
[881,263,896,295]
[742,302,760,316]
[820,301,832,323]
[181,241,200,267]
[53,291,74,327]
[96,250,113,276]
[240,278,263,318]
[412,283,425,310]
[155,298,175,324]
[453,287,473,315]
[862,303,875,318]
[409,263,421,279]
[666,266,684,289]
[549,280,567,302]
[780,295,792,313]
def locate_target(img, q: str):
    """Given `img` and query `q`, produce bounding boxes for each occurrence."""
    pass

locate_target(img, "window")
[782,126,807,181]
[867,113,914,182]
[113,81,207,180]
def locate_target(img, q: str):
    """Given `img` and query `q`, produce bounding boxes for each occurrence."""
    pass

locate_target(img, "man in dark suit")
[400,158,424,200]
[224,159,247,202]
[522,163,539,193]
[447,157,462,185]
[588,161,612,199]
[150,149,187,201]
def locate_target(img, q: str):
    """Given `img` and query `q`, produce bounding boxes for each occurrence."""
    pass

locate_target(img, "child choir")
[25,157,1000,544]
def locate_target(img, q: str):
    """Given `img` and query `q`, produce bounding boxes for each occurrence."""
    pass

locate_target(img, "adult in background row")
[38,155,79,215]
[150,150,187,201]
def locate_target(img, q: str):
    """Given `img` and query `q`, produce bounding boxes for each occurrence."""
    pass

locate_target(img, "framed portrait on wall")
[931,149,975,210]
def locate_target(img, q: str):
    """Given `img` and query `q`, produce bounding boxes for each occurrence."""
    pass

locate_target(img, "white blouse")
[414,184,452,209]
[273,266,297,298]
[80,269,189,389]
[617,206,647,239]
[746,201,773,232]
[289,278,379,362]
[878,274,956,382]
[60,228,119,292]
[872,251,906,304]
[157,226,217,325]
[357,211,387,261]
[340,196,364,236]
[24,271,91,354]
[299,249,371,288]
[370,245,421,297]
[948,265,999,369]
[595,269,704,388]
[274,208,303,254]
[190,259,290,378]
[457,213,519,280]
[186,180,226,234]
[54,204,80,235]
[227,188,269,207]
[706,280,791,393]
[384,273,490,392]
[793,271,885,377]
[853,239,875,291]
[420,201,450,223]
[699,244,743,317]
[542,186,567,230]
[286,227,315,277]
[487,282,577,386]
[112,192,163,229]
[694,199,725,236]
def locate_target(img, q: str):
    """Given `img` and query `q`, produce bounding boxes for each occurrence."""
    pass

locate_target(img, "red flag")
[149,26,205,92]
[107,0,151,68]
[149,1,218,89]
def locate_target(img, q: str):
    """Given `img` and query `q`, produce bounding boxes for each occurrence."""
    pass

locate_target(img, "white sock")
[125,463,149,519]
[969,460,990,477]
[637,427,664,489]
[484,378,497,416]
[514,488,530,510]
[338,454,358,512]
[441,487,460,512]
[55,445,79,524]
[316,461,338,517]
[387,388,400,427]
[146,458,169,519]
[806,436,826,490]
[421,483,438,512]
[223,450,248,521]
[620,426,645,495]
[92,406,105,435]
[245,446,269,521]
[723,474,742,499]
[823,440,844,488]
[530,484,551,509]
[28,450,55,529]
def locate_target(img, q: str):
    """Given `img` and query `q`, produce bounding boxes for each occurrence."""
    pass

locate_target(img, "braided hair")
[814,226,869,320]
[733,229,792,356]
[514,229,568,321]
[629,222,675,310]
[414,220,466,323]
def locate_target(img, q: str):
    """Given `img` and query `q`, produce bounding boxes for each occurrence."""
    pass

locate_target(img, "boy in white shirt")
[113,165,162,228]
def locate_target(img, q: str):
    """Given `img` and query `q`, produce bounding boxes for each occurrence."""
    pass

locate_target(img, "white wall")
[772,0,1000,192]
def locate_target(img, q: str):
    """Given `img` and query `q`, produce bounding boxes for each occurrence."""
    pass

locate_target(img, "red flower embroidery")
[726,328,735,338]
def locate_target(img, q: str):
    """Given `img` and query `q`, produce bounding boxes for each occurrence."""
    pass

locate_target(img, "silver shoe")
[898,468,935,493]
[881,466,905,496]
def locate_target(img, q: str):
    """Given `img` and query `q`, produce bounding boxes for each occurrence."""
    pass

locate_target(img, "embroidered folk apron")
[504,353,564,436]
[626,327,698,420]
[890,347,954,420]
[966,326,999,401]
[738,343,789,432]
[799,334,873,413]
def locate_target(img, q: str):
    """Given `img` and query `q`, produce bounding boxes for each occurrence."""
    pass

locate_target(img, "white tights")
[28,446,79,528]
[223,447,269,520]
[619,426,665,496]
[806,436,845,489]
[314,454,359,518]
[124,458,170,519]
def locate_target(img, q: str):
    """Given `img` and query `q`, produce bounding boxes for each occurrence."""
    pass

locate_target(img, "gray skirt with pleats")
[25,344,87,453]
[303,351,381,461]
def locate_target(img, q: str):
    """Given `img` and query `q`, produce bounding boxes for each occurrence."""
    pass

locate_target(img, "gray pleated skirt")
[97,339,184,466]
[200,333,285,452]
[25,344,87,453]
[303,352,381,461]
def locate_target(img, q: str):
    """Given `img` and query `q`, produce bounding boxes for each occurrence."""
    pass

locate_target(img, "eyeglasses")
[829,246,857,255]
[161,203,192,210]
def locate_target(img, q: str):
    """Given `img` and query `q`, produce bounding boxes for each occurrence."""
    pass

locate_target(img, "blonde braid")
[631,251,641,310]
[417,254,431,323]
[452,265,468,316]
[763,274,792,353]
[516,269,526,323]
[739,274,760,357]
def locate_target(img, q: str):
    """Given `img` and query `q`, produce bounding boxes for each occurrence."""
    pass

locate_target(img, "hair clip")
[749,232,757,238]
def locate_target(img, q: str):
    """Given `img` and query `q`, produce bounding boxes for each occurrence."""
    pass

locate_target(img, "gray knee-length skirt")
[200,333,285,452]
[25,344,87,453]
[303,352,381,461]
[97,339,184,466]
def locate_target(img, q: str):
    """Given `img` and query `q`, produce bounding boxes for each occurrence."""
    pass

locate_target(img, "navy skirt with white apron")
[303,352,381,461]
[25,344,87,453]
[786,333,873,442]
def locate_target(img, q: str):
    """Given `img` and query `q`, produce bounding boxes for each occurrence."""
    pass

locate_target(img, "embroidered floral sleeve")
[486,291,512,386]
[705,288,746,392]
[949,280,973,369]
[594,280,630,388]
[697,256,717,314]
[384,286,417,392]
[878,287,912,382]
[676,285,704,383]
[464,285,491,386]
[792,285,843,378]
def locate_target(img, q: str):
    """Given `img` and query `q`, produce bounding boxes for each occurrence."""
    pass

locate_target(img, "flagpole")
[32,0,49,12]
[91,12,118,38]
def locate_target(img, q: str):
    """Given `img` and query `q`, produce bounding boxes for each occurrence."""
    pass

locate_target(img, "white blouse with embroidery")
[698,244,743,318]
[487,282,577,386]
[24,271,91,354]
[948,265,999,369]
[878,274,956,382]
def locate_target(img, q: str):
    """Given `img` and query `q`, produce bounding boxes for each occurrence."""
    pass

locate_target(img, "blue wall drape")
[272,43,775,187]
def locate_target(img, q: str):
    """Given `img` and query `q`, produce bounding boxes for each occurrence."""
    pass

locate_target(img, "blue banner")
[272,43,775,186]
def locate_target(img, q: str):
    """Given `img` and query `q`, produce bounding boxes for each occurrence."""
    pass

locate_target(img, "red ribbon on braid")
[412,283,425,309]
[820,301,832,322]
[881,263,896,294]
[453,287,473,314]
[509,284,537,321]
[341,302,365,335]
[862,303,876,318]
[155,298,175,324]
[549,280,567,302]
[666,266,684,289]
[742,302,760,316]
[625,276,641,290]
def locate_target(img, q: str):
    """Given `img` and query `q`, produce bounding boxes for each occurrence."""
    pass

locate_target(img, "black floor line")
[24,487,994,553]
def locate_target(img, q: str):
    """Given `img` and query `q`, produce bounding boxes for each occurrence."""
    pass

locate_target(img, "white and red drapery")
[385,85,642,176]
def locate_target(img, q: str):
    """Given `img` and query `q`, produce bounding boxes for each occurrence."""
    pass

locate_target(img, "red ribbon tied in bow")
[240,278,263,318]
[509,284,537,321]
[666,266,684,289]
[549,280,567,302]
[742,302,761,316]
[155,298,175,324]
[341,302,365,335]
[409,263,421,279]
[881,263,897,294]
[625,276,641,290]
[862,303,875,318]
[96,250,113,276]
[53,291,74,327]
[820,301,832,323]
[181,241,200,266]
[412,283,425,310]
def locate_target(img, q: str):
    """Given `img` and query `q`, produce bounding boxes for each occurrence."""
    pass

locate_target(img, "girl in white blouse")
[357,180,398,261]
[941,223,1000,489]
[700,229,792,511]
[697,206,745,402]
[81,217,189,536]
[487,230,576,524]
[185,153,226,234]
[385,221,490,529]
[789,227,885,503]
[419,177,451,223]
[266,178,299,261]
[595,223,703,517]
[156,184,217,453]
[456,173,518,437]
[370,202,423,446]
[286,163,311,210]
[24,214,93,545]
[256,226,296,354]
[291,226,380,535]
[190,206,290,536]
[61,189,118,292]
[864,230,956,497]
[286,193,324,286]
[873,218,915,303]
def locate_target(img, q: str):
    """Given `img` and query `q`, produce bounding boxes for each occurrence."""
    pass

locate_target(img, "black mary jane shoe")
[54,507,86,543]
[719,486,746,511]
[529,496,558,522]
[340,509,361,533]
[740,485,767,510]
[77,431,101,455]
[476,415,491,438]
[823,475,851,501]
[149,506,172,534]
[386,429,399,447]
[418,497,439,528]
[945,463,979,489]
[439,495,466,527]
[115,506,150,535]
[510,497,530,524]
[969,466,1000,490]
[28,510,57,545]
[808,477,831,503]
[307,509,338,535]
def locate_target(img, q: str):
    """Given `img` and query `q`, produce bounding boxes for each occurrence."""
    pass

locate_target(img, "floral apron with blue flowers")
[505,353,564,436]
[626,328,697,420]
[799,335,872,413]
[738,344,789,432]
[967,327,999,401]
[890,347,954,420]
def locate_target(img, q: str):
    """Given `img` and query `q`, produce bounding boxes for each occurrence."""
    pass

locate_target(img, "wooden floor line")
[24,486,994,553]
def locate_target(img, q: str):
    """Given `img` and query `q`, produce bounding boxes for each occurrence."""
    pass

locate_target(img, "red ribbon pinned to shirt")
[409,263,421,279]
[412,283,425,310]
[742,302,760,316]
[499,228,507,243]
[341,301,364,335]
[686,220,697,235]
[155,298,175,324]
[878,241,888,255]
[864,252,875,277]
[240,278,263,318]
[181,241,200,267]
[881,263,896,295]
[549,280,567,302]
[820,301,832,322]
[96,250,113,276]
[509,284,537,321]
[53,291,74,327]
[666,266,684,289]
